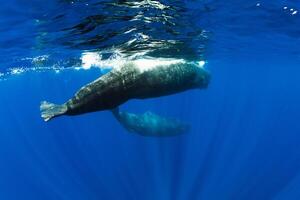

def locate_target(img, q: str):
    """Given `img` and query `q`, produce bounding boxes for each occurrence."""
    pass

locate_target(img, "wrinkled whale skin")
[66,62,210,116]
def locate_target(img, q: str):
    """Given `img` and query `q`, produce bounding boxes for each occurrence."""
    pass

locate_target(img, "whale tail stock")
[40,101,67,122]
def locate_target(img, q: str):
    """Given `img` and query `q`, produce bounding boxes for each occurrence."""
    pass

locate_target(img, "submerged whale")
[112,107,189,137]
[40,58,210,121]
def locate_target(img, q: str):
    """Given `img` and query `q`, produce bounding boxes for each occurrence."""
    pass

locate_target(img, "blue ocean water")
[1,0,300,199]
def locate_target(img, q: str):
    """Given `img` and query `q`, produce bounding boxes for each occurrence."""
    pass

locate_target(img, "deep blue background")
[1,0,300,200]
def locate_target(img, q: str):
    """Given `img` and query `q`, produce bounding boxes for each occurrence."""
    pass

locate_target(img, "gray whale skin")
[112,108,189,137]
[40,60,210,121]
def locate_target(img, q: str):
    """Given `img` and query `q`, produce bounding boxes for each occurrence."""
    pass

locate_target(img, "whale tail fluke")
[40,101,67,122]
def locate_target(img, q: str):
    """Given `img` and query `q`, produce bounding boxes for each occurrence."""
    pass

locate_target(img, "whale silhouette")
[40,60,210,121]
[112,107,189,137]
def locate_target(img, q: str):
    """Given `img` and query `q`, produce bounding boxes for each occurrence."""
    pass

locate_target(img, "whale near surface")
[40,57,210,121]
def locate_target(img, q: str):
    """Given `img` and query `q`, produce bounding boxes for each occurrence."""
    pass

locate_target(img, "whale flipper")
[40,101,67,121]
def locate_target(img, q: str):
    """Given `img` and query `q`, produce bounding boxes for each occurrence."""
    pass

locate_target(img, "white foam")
[0,65,66,80]
[21,55,49,63]
[1,51,204,81]
[81,52,103,70]
[80,50,189,73]
[32,55,49,63]
[80,51,128,71]
[198,60,206,68]
[133,58,185,72]
[79,50,206,74]
[10,67,26,75]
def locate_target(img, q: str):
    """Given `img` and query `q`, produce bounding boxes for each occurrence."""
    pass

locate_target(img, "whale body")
[112,108,189,137]
[40,58,210,121]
